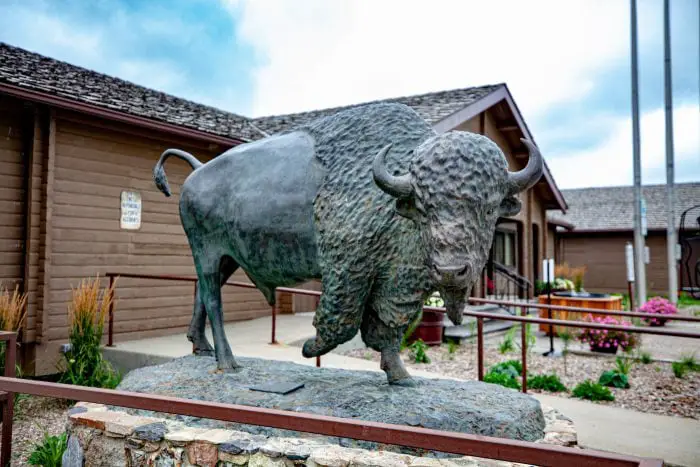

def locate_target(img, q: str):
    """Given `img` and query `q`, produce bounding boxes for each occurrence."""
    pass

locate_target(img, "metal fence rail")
[0,374,662,467]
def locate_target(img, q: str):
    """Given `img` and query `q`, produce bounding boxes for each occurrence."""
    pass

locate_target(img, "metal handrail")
[0,375,662,467]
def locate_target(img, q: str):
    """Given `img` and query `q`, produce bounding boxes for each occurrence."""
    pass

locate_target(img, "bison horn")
[372,144,414,198]
[508,138,544,194]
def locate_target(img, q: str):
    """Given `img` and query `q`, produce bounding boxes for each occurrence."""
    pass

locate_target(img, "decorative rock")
[220,436,265,455]
[83,434,126,466]
[196,428,235,444]
[68,406,88,416]
[310,446,363,467]
[409,458,443,467]
[249,451,287,467]
[352,450,412,467]
[134,422,168,442]
[61,435,84,467]
[219,451,250,465]
[165,427,209,445]
[70,410,117,431]
[188,440,219,467]
[117,355,546,455]
[106,414,161,437]
[74,401,108,412]
[126,437,145,449]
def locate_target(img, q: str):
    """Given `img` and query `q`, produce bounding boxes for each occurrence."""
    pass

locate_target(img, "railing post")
[270,289,278,345]
[1,333,16,467]
[107,274,115,347]
[477,317,484,381]
[521,306,528,394]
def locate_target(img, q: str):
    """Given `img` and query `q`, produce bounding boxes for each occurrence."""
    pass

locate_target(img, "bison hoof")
[216,356,241,372]
[389,376,418,387]
[302,337,324,358]
[194,348,214,357]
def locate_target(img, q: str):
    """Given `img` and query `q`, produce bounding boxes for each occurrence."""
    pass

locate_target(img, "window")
[493,230,516,267]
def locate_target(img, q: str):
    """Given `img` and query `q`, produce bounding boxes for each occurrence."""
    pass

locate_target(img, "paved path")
[104,313,700,467]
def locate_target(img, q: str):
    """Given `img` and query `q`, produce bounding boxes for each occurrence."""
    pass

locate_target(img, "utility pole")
[664,0,678,304]
[630,0,647,308]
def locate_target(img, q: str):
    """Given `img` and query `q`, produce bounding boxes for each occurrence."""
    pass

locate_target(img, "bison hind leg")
[188,255,239,356]
[361,309,417,386]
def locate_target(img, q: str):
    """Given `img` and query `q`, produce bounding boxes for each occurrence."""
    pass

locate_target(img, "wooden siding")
[559,233,673,295]
[45,111,270,344]
[0,96,27,306]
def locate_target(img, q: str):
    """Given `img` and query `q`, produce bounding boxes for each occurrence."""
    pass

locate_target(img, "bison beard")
[440,287,467,325]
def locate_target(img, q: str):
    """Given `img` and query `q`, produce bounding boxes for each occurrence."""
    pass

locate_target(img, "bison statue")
[152,102,542,385]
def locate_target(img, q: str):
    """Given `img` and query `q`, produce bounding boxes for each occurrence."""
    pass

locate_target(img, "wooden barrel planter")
[406,310,444,346]
[538,292,623,337]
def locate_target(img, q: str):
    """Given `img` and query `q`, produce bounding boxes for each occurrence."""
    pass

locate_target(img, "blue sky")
[0,0,698,190]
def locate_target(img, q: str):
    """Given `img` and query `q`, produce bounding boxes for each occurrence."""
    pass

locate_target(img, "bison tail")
[153,148,204,197]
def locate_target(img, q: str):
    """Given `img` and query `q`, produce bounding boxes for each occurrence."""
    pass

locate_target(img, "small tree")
[558,328,574,376]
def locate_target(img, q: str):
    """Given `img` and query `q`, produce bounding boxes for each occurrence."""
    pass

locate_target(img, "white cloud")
[225,0,660,118]
[548,104,700,189]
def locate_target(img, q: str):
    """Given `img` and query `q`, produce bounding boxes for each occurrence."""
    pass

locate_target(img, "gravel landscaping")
[342,337,700,420]
[0,396,71,466]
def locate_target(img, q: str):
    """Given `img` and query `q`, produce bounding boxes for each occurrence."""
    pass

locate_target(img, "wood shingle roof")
[548,183,700,232]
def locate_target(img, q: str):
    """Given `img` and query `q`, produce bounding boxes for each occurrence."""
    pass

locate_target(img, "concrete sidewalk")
[104,313,700,467]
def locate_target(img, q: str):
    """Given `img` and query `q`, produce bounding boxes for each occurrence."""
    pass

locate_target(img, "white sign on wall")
[542,258,555,283]
[625,242,635,282]
[120,191,142,230]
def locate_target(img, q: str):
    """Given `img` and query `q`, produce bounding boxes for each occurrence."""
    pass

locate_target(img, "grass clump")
[0,283,27,383]
[28,431,68,467]
[58,276,121,389]
[408,339,430,364]
[527,373,567,392]
[572,380,615,401]
[672,352,700,378]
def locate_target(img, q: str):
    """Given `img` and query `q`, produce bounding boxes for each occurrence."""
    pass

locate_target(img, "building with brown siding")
[0,42,567,376]
[548,183,700,296]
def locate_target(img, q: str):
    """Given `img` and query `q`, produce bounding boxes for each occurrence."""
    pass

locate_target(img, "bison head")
[372,132,543,325]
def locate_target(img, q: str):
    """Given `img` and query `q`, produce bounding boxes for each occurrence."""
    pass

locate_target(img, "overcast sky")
[1,0,698,190]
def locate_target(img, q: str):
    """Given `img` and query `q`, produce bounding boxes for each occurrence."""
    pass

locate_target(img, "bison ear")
[395,197,417,219]
[499,195,522,217]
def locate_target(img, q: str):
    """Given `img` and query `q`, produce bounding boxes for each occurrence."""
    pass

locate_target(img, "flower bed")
[578,315,638,354]
[639,296,678,327]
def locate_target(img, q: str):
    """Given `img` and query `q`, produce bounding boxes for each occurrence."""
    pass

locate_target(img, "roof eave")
[433,85,568,214]
[0,81,248,147]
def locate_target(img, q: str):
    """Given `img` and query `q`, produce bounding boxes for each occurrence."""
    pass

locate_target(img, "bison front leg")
[302,268,370,358]
[361,308,419,387]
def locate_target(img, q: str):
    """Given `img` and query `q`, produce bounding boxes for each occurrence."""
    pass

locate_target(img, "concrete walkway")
[104,313,700,467]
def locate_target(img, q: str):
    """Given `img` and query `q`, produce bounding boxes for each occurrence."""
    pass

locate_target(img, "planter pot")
[590,343,618,354]
[407,310,444,346]
[646,318,668,327]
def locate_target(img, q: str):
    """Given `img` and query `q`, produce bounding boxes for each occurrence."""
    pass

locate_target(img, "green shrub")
[28,432,67,467]
[408,339,430,364]
[483,361,522,390]
[484,371,521,390]
[490,360,523,376]
[58,277,121,389]
[599,370,630,389]
[572,380,615,401]
[527,373,567,392]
